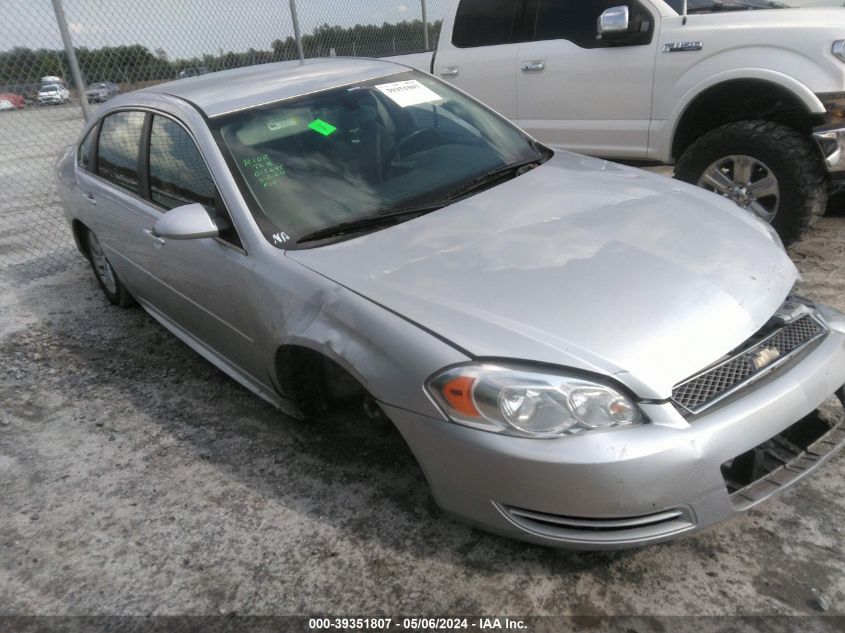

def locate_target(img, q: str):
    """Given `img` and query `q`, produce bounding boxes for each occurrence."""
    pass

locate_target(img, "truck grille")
[672,314,827,414]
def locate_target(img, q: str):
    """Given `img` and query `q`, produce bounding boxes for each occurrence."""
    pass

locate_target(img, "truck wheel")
[675,120,828,246]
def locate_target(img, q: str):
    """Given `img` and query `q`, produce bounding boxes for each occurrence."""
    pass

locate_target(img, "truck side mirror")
[598,6,630,37]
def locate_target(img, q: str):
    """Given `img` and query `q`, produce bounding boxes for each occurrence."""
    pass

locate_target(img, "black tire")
[675,120,829,246]
[84,229,134,307]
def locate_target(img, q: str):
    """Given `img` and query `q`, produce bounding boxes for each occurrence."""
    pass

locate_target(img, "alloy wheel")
[697,154,780,222]
[88,232,118,294]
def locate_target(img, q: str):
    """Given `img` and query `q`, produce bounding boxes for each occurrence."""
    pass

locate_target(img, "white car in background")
[37,84,70,105]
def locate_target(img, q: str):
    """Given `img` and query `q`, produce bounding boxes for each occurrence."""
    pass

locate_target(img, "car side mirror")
[598,5,630,37]
[153,202,219,240]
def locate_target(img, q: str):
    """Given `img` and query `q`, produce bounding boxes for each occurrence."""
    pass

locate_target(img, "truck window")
[452,0,526,48]
[532,0,654,48]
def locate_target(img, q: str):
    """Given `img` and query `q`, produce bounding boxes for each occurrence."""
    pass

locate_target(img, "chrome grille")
[672,314,827,414]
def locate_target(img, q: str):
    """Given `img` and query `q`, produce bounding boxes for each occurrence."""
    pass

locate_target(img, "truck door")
[516,0,659,159]
[432,0,534,120]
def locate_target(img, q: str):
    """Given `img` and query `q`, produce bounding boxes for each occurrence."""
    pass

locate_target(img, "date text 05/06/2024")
[307,617,528,630]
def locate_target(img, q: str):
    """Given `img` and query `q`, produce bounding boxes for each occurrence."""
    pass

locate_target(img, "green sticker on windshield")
[308,118,337,137]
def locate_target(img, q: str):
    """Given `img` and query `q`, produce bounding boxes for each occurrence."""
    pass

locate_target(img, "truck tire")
[675,120,828,246]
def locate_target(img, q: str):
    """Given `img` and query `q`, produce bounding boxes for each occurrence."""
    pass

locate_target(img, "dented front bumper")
[384,306,845,550]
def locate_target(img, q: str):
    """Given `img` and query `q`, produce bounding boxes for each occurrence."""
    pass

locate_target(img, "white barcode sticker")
[375,79,443,108]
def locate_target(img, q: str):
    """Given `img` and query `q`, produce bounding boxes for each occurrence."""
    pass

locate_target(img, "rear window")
[453,0,523,47]
[97,111,145,193]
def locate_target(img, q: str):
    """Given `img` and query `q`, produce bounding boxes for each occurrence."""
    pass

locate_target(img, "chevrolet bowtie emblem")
[750,346,781,371]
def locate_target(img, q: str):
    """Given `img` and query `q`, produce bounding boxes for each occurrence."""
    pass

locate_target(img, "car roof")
[143,57,411,118]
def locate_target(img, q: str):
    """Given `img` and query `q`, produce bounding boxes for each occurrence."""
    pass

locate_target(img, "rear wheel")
[675,120,828,246]
[85,229,134,307]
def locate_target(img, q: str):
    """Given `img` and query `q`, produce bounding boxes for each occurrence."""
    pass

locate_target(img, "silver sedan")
[56,59,845,549]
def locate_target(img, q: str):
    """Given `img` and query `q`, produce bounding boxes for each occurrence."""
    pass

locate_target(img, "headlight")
[426,364,644,438]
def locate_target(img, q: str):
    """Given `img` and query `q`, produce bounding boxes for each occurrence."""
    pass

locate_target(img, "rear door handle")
[521,61,546,73]
[85,192,96,205]
[439,66,459,78]
[143,229,166,248]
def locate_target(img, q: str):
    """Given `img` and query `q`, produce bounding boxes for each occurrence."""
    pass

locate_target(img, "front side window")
[97,110,145,193]
[452,0,526,47]
[213,70,550,248]
[148,115,216,210]
[147,115,241,248]
[533,0,654,48]
[77,125,96,172]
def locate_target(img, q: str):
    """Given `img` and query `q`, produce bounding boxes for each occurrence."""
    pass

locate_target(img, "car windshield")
[213,70,550,248]
[42,86,58,92]
[665,0,842,12]
[91,83,107,89]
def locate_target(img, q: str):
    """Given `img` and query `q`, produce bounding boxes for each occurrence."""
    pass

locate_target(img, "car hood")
[287,153,797,399]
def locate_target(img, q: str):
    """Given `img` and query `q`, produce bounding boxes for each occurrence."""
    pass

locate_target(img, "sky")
[0,0,447,59]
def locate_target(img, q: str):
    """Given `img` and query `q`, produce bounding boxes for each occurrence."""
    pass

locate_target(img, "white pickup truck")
[391,0,845,244]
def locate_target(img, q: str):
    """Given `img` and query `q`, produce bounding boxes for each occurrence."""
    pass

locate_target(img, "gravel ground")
[1,107,844,618]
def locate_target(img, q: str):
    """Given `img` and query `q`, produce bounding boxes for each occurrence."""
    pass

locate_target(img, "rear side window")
[97,111,145,193]
[77,126,96,172]
[148,115,216,210]
[533,0,654,48]
[453,0,524,47]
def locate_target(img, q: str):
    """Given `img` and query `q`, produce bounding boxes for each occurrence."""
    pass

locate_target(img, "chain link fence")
[0,0,447,278]
[295,0,446,58]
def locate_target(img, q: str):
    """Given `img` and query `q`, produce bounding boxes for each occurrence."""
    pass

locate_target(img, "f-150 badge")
[664,41,704,52]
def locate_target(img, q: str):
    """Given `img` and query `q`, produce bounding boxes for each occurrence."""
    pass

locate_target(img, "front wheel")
[85,229,134,307]
[675,120,828,246]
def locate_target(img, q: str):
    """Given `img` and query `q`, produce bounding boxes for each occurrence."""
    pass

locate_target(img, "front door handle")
[143,229,165,248]
[521,60,546,73]
[439,66,459,78]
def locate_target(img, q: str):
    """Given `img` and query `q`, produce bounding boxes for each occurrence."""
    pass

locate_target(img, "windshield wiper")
[296,202,447,244]
[296,156,545,245]
[445,158,543,201]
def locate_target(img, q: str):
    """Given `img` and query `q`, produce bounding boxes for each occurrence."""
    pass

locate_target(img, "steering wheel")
[383,127,441,178]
